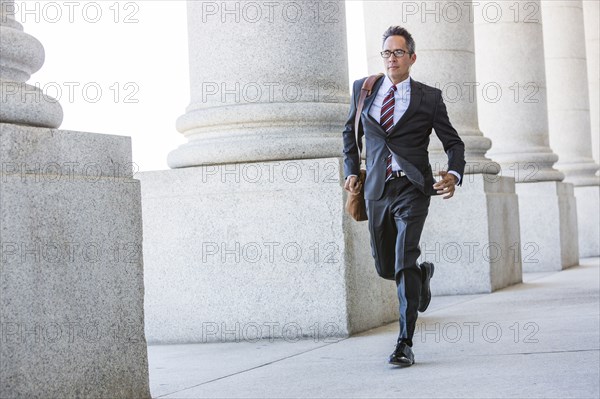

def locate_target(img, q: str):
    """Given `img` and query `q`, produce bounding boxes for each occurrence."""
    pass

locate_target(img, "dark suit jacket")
[343,76,466,200]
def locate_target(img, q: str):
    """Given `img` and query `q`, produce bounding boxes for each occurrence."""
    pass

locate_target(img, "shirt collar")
[383,75,411,94]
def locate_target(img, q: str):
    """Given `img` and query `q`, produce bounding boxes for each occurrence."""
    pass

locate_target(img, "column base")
[0,123,150,398]
[0,80,63,128]
[515,181,579,272]
[139,158,399,343]
[574,185,600,257]
[420,174,522,295]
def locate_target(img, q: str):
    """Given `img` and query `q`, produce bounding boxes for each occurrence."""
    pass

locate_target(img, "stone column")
[362,1,522,294]
[541,0,599,257]
[140,1,400,343]
[474,0,579,271]
[0,0,150,395]
[168,1,350,167]
[0,0,62,127]
[583,0,599,165]
[582,0,600,256]
[542,0,599,186]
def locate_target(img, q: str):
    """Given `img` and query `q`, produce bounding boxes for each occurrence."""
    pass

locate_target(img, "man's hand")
[433,171,458,199]
[344,175,361,194]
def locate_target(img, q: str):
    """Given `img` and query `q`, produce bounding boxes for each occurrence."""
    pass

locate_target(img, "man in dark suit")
[343,26,466,367]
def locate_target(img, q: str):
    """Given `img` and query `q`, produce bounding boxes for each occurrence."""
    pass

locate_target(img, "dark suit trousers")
[366,176,430,345]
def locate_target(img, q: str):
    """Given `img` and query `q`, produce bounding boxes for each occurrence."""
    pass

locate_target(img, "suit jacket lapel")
[389,78,422,136]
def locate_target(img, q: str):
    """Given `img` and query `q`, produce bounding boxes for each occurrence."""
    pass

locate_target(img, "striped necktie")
[381,85,397,181]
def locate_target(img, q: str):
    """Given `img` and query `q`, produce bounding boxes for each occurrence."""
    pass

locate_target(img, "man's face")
[382,35,416,84]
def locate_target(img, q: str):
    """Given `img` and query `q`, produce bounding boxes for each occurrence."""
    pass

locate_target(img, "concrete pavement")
[147,257,599,398]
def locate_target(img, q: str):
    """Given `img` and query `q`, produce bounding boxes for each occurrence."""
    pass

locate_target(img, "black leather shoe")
[389,342,415,367]
[418,262,435,312]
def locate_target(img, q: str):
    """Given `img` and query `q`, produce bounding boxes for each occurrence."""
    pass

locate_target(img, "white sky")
[16,0,368,172]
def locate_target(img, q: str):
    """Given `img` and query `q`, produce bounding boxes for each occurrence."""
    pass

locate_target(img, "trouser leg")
[394,182,430,345]
[367,178,430,346]
[366,188,397,281]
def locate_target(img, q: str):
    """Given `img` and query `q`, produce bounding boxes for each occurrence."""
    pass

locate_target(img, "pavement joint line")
[466,348,600,357]
[153,340,348,398]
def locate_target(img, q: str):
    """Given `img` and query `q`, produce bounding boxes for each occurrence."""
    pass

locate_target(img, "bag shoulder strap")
[353,73,385,157]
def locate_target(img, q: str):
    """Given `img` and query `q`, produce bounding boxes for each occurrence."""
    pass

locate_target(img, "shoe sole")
[389,359,415,367]
[418,263,434,312]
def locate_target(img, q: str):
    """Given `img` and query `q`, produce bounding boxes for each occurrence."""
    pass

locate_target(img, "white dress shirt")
[369,75,411,173]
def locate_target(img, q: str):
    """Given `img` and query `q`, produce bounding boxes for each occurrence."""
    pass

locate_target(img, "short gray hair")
[382,26,415,54]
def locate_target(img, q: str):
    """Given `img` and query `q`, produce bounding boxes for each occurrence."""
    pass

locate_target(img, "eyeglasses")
[380,49,409,58]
